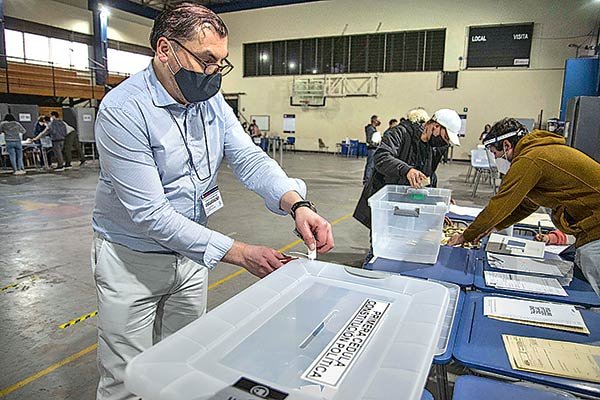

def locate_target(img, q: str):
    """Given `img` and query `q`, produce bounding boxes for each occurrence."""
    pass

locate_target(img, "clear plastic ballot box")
[369,185,452,264]
[125,259,450,400]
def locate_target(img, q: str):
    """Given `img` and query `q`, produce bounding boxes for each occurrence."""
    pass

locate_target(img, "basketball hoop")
[300,99,310,110]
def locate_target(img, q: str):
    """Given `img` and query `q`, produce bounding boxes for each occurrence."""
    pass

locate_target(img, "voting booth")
[125,259,450,400]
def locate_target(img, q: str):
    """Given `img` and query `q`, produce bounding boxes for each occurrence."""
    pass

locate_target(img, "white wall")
[219,0,598,158]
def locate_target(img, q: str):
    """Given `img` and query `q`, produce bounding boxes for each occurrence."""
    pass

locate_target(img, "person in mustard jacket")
[448,118,600,295]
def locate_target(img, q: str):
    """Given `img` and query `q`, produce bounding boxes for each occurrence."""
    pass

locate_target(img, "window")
[107,48,151,75]
[317,37,333,74]
[5,29,24,60]
[50,37,72,68]
[70,42,90,70]
[243,28,446,77]
[301,38,317,74]
[349,35,367,73]
[286,40,300,75]
[272,41,286,75]
[243,43,258,77]
[367,34,385,73]
[24,33,50,64]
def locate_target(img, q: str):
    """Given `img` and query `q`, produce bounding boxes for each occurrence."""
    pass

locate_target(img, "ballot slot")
[217,281,399,389]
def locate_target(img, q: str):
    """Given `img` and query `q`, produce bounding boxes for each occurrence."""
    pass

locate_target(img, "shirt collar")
[144,61,181,108]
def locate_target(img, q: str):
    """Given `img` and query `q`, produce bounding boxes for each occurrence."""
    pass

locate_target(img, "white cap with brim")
[432,109,461,146]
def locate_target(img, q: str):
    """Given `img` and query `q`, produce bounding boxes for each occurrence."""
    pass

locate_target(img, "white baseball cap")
[431,109,461,146]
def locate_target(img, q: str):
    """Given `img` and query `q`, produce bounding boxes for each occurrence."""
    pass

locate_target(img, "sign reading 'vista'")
[467,23,534,68]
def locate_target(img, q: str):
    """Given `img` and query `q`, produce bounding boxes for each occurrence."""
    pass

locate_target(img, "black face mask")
[168,49,222,103]
[430,134,448,148]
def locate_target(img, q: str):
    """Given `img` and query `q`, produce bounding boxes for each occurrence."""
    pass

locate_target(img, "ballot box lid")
[125,259,449,400]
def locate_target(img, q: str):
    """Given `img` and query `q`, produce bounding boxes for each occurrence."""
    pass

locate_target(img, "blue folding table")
[421,390,434,400]
[453,292,600,398]
[473,251,600,307]
[452,376,578,400]
[364,246,478,288]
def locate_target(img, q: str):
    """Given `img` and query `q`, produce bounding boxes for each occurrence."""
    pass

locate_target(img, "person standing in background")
[31,111,67,171]
[1,114,27,175]
[479,123,491,142]
[63,120,85,169]
[363,115,381,185]
[383,119,398,138]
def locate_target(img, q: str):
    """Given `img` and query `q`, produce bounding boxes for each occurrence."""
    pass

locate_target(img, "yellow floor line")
[0,212,354,397]
[0,275,38,293]
[0,344,98,397]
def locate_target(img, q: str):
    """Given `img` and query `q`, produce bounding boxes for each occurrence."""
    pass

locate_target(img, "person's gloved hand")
[406,168,427,188]
[293,207,334,255]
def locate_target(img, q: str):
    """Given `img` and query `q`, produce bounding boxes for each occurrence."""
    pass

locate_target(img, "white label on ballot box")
[301,299,390,388]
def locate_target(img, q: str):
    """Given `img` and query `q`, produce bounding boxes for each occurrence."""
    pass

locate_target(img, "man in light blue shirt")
[91,4,334,399]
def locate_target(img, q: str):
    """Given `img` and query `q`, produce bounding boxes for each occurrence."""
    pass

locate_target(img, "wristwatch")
[290,200,317,219]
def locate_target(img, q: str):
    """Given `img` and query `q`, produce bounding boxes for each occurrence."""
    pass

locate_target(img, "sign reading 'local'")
[301,299,390,387]
[467,23,534,68]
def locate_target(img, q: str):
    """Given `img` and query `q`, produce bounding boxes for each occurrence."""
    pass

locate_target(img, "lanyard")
[166,105,212,182]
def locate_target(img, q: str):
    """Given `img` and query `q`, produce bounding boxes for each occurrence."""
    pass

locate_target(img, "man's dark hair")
[50,111,60,118]
[3,113,15,122]
[370,115,378,120]
[43,116,51,122]
[485,118,528,149]
[389,119,398,126]
[150,3,228,51]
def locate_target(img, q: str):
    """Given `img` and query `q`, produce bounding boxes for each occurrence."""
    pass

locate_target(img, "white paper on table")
[486,253,568,277]
[486,233,546,259]
[449,205,482,218]
[545,245,570,255]
[484,271,568,297]
[519,213,555,230]
[483,296,585,328]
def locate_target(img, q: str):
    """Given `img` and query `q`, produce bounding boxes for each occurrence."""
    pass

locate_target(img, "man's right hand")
[222,241,288,278]
[406,168,427,188]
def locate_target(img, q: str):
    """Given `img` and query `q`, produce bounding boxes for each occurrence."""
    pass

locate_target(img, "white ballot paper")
[486,253,571,277]
[449,205,482,218]
[484,296,588,333]
[484,271,567,297]
[486,233,546,259]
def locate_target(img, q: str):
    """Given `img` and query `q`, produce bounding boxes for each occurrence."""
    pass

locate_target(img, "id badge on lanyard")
[201,186,224,217]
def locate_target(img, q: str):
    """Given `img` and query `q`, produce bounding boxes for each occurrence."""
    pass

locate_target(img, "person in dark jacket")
[363,115,381,185]
[31,111,67,171]
[354,108,461,229]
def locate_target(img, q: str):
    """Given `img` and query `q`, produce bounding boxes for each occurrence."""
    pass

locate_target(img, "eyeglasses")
[169,38,234,76]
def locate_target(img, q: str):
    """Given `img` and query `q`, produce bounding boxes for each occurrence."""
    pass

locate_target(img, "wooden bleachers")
[0,62,112,100]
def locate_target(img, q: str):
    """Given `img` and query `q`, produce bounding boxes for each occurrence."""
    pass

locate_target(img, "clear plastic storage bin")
[125,259,449,400]
[369,185,452,264]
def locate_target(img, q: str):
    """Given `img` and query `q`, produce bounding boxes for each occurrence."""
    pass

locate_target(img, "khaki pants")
[91,235,208,400]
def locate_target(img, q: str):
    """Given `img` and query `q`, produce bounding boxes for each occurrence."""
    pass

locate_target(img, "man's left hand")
[294,207,334,254]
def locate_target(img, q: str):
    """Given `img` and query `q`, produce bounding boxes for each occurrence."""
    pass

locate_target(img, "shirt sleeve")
[221,100,306,215]
[463,157,542,242]
[95,106,234,269]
